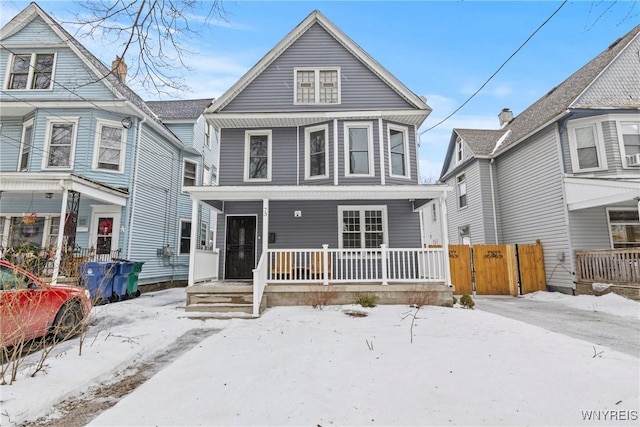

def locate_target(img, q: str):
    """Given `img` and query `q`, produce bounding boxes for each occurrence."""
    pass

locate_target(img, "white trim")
[337,205,389,249]
[333,119,339,185]
[244,129,272,182]
[387,123,411,179]
[3,52,56,91]
[455,136,463,164]
[222,214,259,280]
[304,124,330,180]
[344,122,374,177]
[456,173,467,209]
[293,67,341,105]
[17,118,34,171]
[567,116,608,173]
[92,118,127,173]
[378,118,385,185]
[41,116,79,170]
[182,158,199,190]
[605,207,640,249]
[179,218,192,256]
[89,205,121,255]
[614,116,640,169]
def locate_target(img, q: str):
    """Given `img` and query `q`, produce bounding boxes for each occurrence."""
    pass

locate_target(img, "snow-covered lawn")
[1,289,638,426]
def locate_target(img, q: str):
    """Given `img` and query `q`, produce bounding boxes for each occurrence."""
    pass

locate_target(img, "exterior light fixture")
[121,117,133,129]
[45,192,53,199]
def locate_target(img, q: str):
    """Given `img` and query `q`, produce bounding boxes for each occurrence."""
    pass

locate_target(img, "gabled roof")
[206,10,430,114]
[495,24,640,154]
[439,129,506,178]
[147,99,213,121]
[0,3,195,152]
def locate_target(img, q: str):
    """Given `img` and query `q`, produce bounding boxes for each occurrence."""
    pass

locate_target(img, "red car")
[0,260,92,349]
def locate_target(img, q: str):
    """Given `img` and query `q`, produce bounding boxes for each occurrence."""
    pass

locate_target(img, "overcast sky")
[1,0,638,180]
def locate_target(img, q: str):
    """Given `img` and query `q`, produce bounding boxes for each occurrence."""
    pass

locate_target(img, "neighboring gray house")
[184,10,452,315]
[438,24,640,294]
[0,3,216,288]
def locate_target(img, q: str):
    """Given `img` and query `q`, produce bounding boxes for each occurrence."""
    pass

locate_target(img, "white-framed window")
[93,119,126,172]
[459,225,471,245]
[179,219,191,255]
[18,118,34,171]
[618,121,640,167]
[338,206,388,249]
[567,118,607,172]
[205,123,212,149]
[431,203,437,222]
[5,52,55,90]
[199,221,208,248]
[457,174,467,209]
[344,122,374,177]
[211,165,218,185]
[183,159,198,187]
[204,165,212,185]
[294,67,340,105]
[456,136,463,163]
[244,130,272,182]
[42,117,78,170]
[305,124,329,179]
[607,209,640,249]
[388,124,410,178]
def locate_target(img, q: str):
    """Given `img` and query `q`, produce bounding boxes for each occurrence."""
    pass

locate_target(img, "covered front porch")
[185,185,452,316]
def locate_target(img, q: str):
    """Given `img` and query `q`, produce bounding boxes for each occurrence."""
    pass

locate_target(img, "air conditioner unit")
[626,153,640,167]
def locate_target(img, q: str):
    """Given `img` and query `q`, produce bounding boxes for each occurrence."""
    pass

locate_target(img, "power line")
[419,0,568,136]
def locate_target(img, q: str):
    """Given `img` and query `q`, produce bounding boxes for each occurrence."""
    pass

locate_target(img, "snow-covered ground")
[1,289,638,426]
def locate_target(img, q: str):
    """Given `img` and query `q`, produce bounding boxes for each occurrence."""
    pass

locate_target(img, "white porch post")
[322,244,329,286]
[439,196,452,287]
[380,243,388,286]
[188,198,198,286]
[51,186,69,285]
[262,199,269,256]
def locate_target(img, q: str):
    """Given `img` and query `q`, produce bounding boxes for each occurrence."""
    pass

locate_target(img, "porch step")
[185,284,264,316]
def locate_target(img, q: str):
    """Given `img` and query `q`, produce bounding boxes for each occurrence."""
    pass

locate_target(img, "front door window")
[96,216,114,254]
[225,216,256,279]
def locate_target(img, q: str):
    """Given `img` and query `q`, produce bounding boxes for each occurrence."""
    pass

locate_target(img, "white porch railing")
[194,249,219,283]
[266,244,446,285]
[252,252,269,317]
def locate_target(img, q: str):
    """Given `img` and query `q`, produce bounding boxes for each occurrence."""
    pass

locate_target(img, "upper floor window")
[93,120,126,172]
[6,53,54,90]
[205,123,212,149]
[567,119,607,172]
[457,174,467,209]
[244,130,272,182]
[183,159,197,187]
[619,121,640,167]
[294,68,340,105]
[18,119,34,171]
[607,209,639,248]
[388,124,410,178]
[305,124,329,179]
[344,122,374,177]
[42,117,78,170]
[456,136,463,163]
[338,206,388,249]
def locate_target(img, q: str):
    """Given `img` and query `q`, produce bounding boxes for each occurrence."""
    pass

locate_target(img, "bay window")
[43,118,78,169]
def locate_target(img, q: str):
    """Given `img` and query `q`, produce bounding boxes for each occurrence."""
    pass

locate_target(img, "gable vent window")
[6,53,54,90]
[295,68,340,105]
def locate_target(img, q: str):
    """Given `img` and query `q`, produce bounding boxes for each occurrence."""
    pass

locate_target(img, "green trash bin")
[126,261,145,298]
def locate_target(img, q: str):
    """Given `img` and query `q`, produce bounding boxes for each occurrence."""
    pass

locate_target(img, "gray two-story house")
[184,10,452,315]
[0,3,217,290]
[437,24,640,296]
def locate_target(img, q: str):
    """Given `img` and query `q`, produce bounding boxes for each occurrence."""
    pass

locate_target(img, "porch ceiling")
[564,177,640,211]
[0,173,129,206]
[185,184,451,204]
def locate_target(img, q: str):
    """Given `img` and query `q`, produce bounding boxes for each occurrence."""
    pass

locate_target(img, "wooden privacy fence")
[448,240,546,295]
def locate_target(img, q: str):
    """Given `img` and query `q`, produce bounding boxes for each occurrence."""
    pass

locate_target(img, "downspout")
[126,116,146,259]
[489,159,499,244]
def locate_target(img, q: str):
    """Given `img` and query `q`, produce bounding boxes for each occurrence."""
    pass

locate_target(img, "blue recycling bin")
[79,261,118,304]
[113,261,134,301]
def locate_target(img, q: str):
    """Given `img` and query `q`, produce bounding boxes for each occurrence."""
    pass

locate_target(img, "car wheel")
[53,302,83,341]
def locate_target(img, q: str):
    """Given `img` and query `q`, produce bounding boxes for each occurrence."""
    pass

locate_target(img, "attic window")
[294,68,340,104]
[455,136,463,163]
[6,53,54,90]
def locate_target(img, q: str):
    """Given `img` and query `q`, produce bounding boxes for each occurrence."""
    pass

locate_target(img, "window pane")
[349,128,369,174]
[51,124,72,145]
[577,147,599,169]
[183,162,196,185]
[622,122,640,156]
[349,128,368,151]
[250,135,268,155]
[9,74,28,89]
[609,211,639,222]
[48,146,71,167]
[296,70,315,103]
[48,124,73,167]
[319,70,338,103]
[20,125,33,171]
[180,221,192,254]
[390,129,405,176]
[12,55,30,73]
[249,135,268,179]
[250,158,267,179]
[35,54,53,72]
[575,126,596,149]
[309,130,325,177]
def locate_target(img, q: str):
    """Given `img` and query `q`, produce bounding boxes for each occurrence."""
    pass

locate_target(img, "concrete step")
[185,303,253,314]
[188,293,253,305]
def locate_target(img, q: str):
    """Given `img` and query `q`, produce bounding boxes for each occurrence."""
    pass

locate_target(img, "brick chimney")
[498,108,513,128]
[111,56,127,83]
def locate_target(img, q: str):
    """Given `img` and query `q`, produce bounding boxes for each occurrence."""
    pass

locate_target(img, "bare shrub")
[407,287,438,308]
[306,286,337,309]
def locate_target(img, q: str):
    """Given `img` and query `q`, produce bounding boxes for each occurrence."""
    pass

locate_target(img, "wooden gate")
[448,245,473,294]
[448,240,545,295]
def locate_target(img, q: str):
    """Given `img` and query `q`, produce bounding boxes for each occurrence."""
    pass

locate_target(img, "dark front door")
[225,216,256,279]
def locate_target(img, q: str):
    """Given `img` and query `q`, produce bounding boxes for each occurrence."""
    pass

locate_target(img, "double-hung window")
[619,121,640,167]
[179,220,191,255]
[244,130,272,181]
[567,118,607,172]
[183,160,197,187]
[43,118,78,169]
[94,120,126,172]
[457,174,467,209]
[6,53,54,90]
[388,124,410,178]
[305,124,329,179]
[19,119,34,171]
[339,206,388,249]
[294,68,340,104]
[344,122,374,177]
[607,209,640,248]
[456,136,463,163]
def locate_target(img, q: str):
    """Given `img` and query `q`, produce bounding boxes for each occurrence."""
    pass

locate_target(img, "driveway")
[474,295,640,358]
